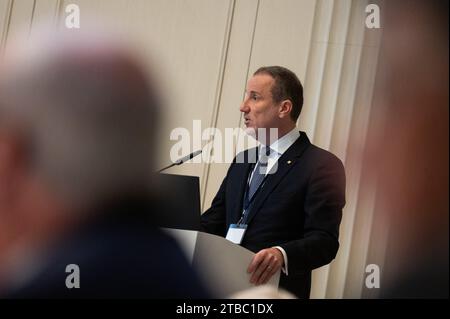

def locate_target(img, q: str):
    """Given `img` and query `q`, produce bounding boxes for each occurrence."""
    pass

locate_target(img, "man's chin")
[244,127,257,139]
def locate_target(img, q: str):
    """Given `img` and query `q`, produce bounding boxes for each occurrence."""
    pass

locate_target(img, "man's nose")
[240,100,249,113]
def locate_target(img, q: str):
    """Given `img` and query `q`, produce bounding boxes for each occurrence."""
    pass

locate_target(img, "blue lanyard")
[238,164,268,225]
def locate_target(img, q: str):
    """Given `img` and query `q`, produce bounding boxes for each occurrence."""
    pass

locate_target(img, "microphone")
[157,149,202,173]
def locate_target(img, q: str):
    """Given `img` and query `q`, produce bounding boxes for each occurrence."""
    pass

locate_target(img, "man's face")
[240,74,281,139]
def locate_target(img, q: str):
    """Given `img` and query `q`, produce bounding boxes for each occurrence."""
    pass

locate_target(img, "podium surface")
[165,228,280,297]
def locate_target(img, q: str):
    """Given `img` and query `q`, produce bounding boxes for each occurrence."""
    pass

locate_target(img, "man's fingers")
[247,251,265,273]
[257,265,272,285]
[248,248,283,285]
[250,263,266,284]
[259,264,279,285]
[250,255,271,284]
[255,249,284,284]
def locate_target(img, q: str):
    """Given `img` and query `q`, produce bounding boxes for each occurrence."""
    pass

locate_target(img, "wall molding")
[0,0,14,55]
[200,0,237,210]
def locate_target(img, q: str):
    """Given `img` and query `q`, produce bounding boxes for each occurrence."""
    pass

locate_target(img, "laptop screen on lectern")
[155,173,201,231]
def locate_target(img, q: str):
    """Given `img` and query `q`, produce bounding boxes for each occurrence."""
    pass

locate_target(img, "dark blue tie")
[247,146,271,200]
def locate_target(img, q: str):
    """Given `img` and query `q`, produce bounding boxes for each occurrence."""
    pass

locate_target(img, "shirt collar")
[261,127,300,156]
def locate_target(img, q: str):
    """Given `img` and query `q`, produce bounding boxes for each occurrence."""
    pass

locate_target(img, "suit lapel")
[244,132,311,226]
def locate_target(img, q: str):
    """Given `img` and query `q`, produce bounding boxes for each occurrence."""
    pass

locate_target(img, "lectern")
[157,173,280,297]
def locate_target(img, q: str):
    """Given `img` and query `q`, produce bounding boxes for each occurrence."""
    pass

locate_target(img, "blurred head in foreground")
[229,285,296,299]
[0,28,207,298]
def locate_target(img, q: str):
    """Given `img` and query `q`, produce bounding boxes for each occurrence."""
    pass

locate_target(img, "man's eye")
[252,95,258,100]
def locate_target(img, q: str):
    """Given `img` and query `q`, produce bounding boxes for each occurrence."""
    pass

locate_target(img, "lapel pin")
[287,160,292,164]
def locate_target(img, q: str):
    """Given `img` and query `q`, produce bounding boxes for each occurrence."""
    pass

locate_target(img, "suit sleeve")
[279,154,346,275]
[200,171,228,237]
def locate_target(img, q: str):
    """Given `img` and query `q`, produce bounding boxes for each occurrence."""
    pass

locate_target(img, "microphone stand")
[157,150,202,173]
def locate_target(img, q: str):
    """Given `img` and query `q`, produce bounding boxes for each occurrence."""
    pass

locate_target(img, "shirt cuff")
[273,246,288,276]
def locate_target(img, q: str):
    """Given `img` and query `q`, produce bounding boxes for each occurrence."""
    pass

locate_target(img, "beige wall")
[0,0,383,298]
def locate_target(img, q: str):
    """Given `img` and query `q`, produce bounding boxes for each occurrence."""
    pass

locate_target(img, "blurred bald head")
[0,29,160,208]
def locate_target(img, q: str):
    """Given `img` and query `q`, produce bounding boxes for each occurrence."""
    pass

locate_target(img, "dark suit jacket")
[5,197,210,298]
[201,132,345,298]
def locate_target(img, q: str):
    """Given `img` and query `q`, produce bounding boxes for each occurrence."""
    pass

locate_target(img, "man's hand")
[247,248,284,285]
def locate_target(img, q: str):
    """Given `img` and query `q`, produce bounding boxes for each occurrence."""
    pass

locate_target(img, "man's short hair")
[254,66,303,122]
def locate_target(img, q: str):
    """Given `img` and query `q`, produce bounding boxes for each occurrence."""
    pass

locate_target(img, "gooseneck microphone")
[157,150,202,173]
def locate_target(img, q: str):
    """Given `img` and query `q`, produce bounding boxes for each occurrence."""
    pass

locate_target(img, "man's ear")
[278,100,293,119]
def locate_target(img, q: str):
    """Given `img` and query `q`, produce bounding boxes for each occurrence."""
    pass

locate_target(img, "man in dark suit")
[0,29,208,298]
[201,66,345,298]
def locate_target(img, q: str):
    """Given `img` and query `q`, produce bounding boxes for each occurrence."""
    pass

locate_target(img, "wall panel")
[61,0,234,198]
